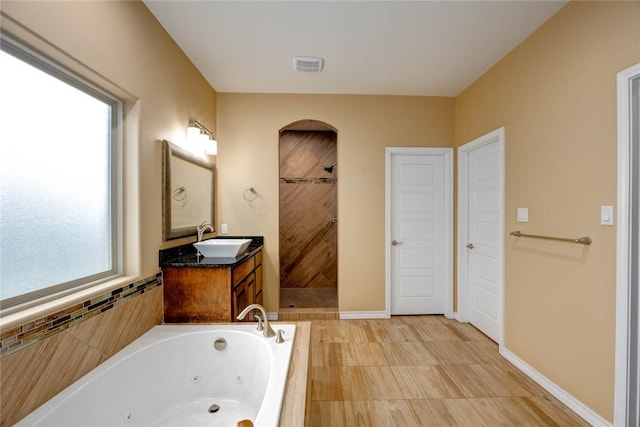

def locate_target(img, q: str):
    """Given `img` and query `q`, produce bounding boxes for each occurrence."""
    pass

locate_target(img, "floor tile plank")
[411,324,465,342]
[334,342,388,366]
[343,400,419,427]
[311,367,343,401]
[381,341,439,366]
[408,398,493,427]
[311,342,339,368]
[307,316,587,426]
[391,365,465,399]
[310,401,346,427]
[524,396,592,427]
[340,366,404,400]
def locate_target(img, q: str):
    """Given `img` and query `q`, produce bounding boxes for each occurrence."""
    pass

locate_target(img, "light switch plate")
[517,208,529,223]
[601,206,614,226]
[221,223,228,234]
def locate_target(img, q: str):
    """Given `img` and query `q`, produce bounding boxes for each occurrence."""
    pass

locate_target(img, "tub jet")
[208,403,220,413]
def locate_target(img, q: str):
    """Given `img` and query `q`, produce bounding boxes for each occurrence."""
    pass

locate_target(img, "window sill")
[0,275,141,331]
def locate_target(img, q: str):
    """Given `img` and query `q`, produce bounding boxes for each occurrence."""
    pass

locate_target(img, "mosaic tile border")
[0,273,162,359]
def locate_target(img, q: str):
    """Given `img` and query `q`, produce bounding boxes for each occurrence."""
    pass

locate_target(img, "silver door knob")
[391,240,402,246]
[466,243,475,249]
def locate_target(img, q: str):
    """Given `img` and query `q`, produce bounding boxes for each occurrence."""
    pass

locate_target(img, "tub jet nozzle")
[208,403,220,413]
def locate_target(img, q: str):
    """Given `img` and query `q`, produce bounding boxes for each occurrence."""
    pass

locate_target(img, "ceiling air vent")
[293,56,324,73]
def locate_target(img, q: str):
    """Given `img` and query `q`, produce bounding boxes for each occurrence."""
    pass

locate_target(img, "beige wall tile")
[70,286,162,356]
[0,288,162,427]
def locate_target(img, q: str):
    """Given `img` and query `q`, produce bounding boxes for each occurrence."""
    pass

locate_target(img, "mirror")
[162,140,215,240]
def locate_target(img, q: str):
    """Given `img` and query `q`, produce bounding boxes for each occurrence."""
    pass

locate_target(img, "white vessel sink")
[193,239,252,258]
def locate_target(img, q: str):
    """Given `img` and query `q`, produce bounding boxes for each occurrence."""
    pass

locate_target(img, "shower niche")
[279,120,338,309]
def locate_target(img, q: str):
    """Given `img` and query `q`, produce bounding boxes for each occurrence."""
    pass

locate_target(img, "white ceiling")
[143,0,567,97]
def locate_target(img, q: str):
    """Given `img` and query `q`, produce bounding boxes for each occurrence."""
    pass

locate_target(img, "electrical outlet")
[221,223,228,234]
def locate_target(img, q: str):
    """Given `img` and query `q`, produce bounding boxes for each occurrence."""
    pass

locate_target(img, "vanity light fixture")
[187,119,217,155]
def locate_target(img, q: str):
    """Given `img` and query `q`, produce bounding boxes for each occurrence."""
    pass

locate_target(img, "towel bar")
[509,230,592,245]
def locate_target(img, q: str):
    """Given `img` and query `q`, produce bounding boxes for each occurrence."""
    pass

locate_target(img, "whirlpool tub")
[16,323,296,427]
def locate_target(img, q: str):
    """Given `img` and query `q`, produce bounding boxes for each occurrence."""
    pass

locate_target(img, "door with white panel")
[458,129,504,343]
[389,149,452,315]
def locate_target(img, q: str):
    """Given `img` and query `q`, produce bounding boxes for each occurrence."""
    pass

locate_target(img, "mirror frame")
[162,140,215,240]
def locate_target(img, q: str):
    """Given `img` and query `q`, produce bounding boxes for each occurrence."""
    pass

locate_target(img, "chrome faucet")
[196,221,214,242]
[237,304,275,338]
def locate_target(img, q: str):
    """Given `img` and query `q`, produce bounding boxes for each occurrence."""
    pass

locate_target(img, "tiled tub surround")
[281,321,312,427]
[0,277,163,427]
[2,316,311,427]
[16,323,299,426]
[1,236,310,427]
[0,274,162,359]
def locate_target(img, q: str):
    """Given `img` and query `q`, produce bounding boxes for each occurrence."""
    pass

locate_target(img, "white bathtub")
[16,323,296,427]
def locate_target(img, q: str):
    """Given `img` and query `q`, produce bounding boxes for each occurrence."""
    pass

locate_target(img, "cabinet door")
[233,273,256,321]
[163,267,232,323]
[255,264,263,306]
[233,255,255,287]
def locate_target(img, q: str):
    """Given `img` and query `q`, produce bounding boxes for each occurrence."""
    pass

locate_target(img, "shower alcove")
[279,120,338,311]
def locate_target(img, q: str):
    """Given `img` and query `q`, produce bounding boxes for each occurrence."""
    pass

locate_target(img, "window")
[0,34,122,310]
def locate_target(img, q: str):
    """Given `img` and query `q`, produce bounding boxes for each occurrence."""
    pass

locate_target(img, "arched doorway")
[279,120,338,309]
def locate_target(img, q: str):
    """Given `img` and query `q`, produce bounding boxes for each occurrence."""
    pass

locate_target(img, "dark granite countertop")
[159,236,263,268]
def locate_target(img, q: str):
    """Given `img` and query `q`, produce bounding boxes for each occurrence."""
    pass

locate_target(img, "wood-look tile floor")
[309,316,589,427]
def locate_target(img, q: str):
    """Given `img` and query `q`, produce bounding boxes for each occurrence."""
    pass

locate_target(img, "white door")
[388,149,452,315]
[459,129,504,343]
[614,62,640,427]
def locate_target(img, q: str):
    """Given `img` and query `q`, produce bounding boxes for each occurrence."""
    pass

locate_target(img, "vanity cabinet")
[162,249,263,323]
[230,251,263,319]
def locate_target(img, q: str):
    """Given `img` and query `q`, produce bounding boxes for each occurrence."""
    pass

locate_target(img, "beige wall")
[1,0,217,274]
[216,94,454,312]
[455,1,640,421]
[3,0,637,423]
[0,2,216,424]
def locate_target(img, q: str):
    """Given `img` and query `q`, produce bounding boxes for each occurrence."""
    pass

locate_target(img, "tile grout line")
[0,273,162,359]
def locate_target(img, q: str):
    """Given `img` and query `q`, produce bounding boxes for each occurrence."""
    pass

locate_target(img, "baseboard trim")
[339,310,389,320]
[267,312,278,321]
[274,310,391,320]
[500,346,612,427]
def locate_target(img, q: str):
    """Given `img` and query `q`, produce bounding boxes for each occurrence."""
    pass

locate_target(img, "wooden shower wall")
[279,130,337,289]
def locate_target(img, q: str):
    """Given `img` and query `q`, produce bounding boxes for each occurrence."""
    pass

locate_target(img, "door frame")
[457,127,505,345]
[614,62,640,427]
[385,147,454,318]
